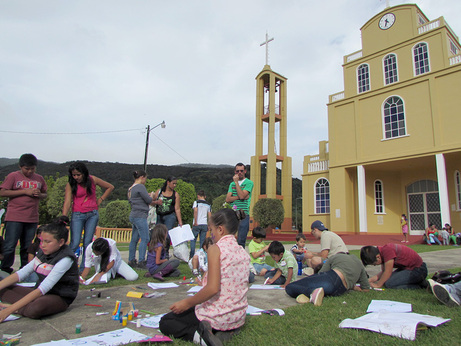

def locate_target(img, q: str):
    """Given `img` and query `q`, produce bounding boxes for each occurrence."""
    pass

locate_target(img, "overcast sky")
[1,0,460,178]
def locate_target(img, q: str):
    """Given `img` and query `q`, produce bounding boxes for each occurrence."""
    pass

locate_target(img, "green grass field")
[95,243,461,345]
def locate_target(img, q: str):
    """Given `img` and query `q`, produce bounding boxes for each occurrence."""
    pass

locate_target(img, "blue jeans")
[157,213,177,254]
[129,216,150,262]
[384,262,428,289]
[237,214,250,248]
[1,221,37,273]
[427,234,442,245]
[285,270,347,298]
[253,263,274,275]
[69,210,99,268]
[157,212,177,230]
[190,224,207,258]
[264,269,287,285]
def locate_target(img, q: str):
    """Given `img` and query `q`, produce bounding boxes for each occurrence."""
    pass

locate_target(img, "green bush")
[253,198,284,228]
[101,200,131,228]
[145,178,196,225]
[211,194,228,213]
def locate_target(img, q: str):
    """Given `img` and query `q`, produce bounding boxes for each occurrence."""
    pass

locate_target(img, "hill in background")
[0,158,302,210]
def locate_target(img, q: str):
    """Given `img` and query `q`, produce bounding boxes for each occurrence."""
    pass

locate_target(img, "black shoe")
[137,260,147,269]
[128,259,137,268]
[197,320,223,346]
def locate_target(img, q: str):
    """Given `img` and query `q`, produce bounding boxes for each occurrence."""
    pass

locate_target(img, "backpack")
[431,270,461,284]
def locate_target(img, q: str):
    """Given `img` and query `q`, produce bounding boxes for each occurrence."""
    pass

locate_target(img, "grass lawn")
[101,243,461,345]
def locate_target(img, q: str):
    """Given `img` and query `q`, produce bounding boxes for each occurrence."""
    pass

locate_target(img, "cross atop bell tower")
[260,32,274,66]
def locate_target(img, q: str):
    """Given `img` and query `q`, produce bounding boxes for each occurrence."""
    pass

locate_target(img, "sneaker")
[128,259,137,268]
[303,267,314,276]
[196,320,223,346]
[310,287,324,306]
[137,260,147,269]
[432,282,460,307]
[153,273,165,282]
[296,294,310,304]
[144,272,152,278]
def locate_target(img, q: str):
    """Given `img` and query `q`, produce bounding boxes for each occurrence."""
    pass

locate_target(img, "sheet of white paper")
[32,328,148,346]
[3,314,20,322]
[148,282,179,290]
[250,284,284,290]
[246,305,264,314]
[168,224,194,247]
[17,282,36,287]
[134,313,166,329]
[84,272,109,285]
[339,312,450,340]
[367,300,412,313]
[187,285,203,293]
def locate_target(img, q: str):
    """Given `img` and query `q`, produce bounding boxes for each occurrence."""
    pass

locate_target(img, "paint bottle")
[122,316,128,326]
[75,324,82,334]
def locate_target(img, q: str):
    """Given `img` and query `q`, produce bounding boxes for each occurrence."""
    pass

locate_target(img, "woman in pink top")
[62,162,114,269]
[160,208,250,345]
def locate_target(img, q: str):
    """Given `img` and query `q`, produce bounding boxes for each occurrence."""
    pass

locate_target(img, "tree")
[253,198,285,229]
[101,200,131,228]
[145,178,196,226]
[46,176,68,219]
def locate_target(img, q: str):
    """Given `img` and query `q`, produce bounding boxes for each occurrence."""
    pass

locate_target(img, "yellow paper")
[126,291,143,298]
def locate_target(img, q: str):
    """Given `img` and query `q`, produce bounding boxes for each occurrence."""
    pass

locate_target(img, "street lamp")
[143,121,166,173]
[295,197,302,231]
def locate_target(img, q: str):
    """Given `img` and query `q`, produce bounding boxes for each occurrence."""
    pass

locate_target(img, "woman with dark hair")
[80,237,138,284]
[128,170,159,268]
[153,177,182,255]
[62,162,114,268]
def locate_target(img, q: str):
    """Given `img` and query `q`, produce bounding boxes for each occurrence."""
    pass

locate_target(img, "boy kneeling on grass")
[360,243,427,289]
[264,241,297,289]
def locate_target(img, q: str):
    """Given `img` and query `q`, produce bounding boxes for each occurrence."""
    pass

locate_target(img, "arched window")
[413,42,430,75]
[374,180,385,214]
[383,96,406,139]
[383,54,398,85]
[357,64,370,93]
[315,178,330,214]
[455,171,461,210]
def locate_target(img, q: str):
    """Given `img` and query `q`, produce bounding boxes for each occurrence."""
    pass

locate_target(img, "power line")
[152,132,190,163]
[0,128,143,135]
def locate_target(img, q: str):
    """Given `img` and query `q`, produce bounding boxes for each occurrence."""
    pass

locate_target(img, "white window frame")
[374,180,385,214]
[449,37,460,56]
[314,178,330,214]
[383,53,399,85]
[413,42,430,76]
[382,95,408,140]
[455,170,461,211]
[357,63,370,93]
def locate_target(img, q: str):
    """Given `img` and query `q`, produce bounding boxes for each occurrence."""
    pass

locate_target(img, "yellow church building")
[303,3,461,236]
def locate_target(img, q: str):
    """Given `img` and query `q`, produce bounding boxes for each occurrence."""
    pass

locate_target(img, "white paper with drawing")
[168,224,194,247]
[339,312,450,340]
[367,299,412,313]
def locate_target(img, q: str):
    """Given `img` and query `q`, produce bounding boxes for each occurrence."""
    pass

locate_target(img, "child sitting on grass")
[145,224,180,281]
[80,237,138,284]
[248,227,274,276]
[160,209,251,345]
[189,237,213,278]
[264,241,297,288]
[291,233,307,262]
[0,216,79,322]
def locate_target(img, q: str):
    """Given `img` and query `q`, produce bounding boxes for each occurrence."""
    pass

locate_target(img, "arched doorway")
[407,180,441,234]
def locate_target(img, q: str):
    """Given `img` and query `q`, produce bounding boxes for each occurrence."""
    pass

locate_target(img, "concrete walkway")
[2,246,460,345]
